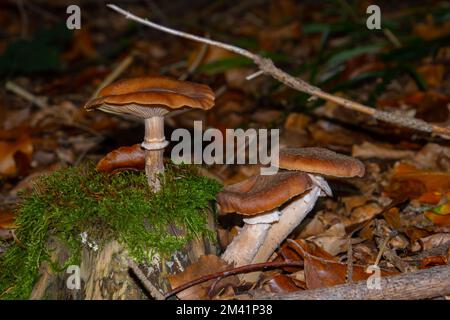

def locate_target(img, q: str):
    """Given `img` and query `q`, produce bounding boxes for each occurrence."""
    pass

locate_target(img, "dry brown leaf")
[413,15,450,40]
[168,255,239,300]
[391,162,450,193]
[352,141,414,160]
[412,143,450,172]
[284,112,311,133]
[410,233,450,252]
[306,223,363,256]
[416,64,445,88]
[420,255,448,268]
[289,240,395,290]
[265,274,305,293]
[348,202,383,225]
[0,134,33,177]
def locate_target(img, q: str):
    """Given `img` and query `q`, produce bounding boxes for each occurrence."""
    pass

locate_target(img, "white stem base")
[242,186,322,282]
[221,223,271,267]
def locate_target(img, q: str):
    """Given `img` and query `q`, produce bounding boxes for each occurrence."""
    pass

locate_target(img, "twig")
[128,259,165,300]
[107,4,450,139]
[5,81,48,109]
[250,264,450,300]
[346,239,353,283]
[179,41,209,81]
[164,260,304,299]
[374,232,395,266]
[90,53,135,99]
[16,0,29,37]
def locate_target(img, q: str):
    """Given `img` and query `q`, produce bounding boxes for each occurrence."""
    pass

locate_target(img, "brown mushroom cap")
[217,172,312,215]
[277,147,365,178]
[84,76,215,118]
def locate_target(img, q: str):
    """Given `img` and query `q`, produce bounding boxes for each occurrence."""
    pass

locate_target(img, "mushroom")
[218,147,365,282]
[84,76,215,191]
[217,171,313,267]
[249,147,365,266]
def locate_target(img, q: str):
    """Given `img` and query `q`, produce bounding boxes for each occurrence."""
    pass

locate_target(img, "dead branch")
[165,260,304,299]
[128,259,165,300]
[250,264,450,300]
[107,4,450,139]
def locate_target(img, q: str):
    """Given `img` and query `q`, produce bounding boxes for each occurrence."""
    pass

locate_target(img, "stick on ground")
[107,4,450,139]
[250,264,450,300]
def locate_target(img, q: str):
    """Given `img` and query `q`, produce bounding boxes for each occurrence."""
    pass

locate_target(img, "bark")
[250,264,450,300]
[30,208,218,300]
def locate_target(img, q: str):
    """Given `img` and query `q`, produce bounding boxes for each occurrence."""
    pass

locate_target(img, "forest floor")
[0,0,449,300]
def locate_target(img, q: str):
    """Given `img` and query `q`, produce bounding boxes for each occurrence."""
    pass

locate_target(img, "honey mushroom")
[85,76,215,191]
[217,147,365,282]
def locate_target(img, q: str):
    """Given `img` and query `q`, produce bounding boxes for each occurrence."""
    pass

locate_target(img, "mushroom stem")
[222,223,271,267]
[221,210,279,267]
[142,116,168,192]
[242,186,323,282]
[145,149,164,191]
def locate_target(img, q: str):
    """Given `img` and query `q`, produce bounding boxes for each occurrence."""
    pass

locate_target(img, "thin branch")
[107,4,450,139]
[251,264,450,300]
[164,260,304,299]
[5,81,48,109]
[90,53,134,100]
[128,259,165,300]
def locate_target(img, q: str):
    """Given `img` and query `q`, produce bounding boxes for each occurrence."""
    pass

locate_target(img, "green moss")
[0,163,221,300]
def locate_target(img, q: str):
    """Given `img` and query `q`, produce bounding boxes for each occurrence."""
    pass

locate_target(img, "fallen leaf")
[0,134,33,177]
[306,223,363,256]
[389,162,450,196]
[352,141,415,160]
[288,240,394,289]
[96,144,145,173]
[265,274,305,293]
[413,15,450,40]
[284,112,311,133]
[424,205,450,226]
[410,233,450,252]
[420,255,447,268]
[349,202,383,225]
[168,255,239,300]
[416,64,445,88]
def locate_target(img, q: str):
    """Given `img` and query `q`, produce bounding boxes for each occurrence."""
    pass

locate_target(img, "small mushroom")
[278,147,365,178]
[217,171,313,267]
[85,76,215,191]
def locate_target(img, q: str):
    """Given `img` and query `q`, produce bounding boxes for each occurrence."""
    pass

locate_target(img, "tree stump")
[30,209,218,300]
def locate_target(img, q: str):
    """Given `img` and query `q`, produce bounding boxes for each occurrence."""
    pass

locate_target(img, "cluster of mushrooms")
[217,148,365,279]
[85,75,365,280]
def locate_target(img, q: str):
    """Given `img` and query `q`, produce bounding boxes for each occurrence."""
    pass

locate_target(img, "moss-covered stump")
[0,164,221,300]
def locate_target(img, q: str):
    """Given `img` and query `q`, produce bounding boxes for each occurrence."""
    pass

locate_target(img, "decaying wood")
[31,238,145,300]
[30,206,218,300]
[107,4,450,139]
[250,264,450,300]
